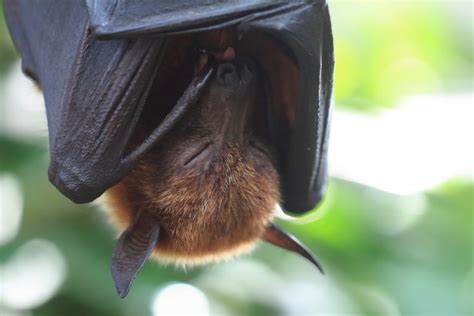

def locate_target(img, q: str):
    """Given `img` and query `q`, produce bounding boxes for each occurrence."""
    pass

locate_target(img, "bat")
[3,0,334,298]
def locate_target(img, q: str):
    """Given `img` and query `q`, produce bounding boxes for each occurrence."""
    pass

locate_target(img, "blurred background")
[0,1,472,316]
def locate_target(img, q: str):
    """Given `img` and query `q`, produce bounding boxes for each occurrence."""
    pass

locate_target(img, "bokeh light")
[0,240,66,310]
[0,174,23,245]
[330,94,473,195]
[0,62,46,141]
[151,283,209,316]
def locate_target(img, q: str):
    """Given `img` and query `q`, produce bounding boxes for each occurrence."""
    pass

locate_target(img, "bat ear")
[111,211,160,298]
[262,224,324,275]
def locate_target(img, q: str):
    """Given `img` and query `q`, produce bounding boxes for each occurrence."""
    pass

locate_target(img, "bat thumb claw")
[262,223,324,274]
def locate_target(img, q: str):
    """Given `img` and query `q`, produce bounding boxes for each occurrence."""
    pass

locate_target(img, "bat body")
[3,0,334,298]
[106,49,280,265]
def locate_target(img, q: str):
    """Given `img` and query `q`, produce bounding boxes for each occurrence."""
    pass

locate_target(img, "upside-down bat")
[3,0,334,298]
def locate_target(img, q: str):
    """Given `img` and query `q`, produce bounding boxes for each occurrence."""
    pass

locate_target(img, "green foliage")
[0,5,16,74]
[332,3,472,111]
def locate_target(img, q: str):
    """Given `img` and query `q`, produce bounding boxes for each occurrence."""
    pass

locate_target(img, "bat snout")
[216,58,257,91]
[216,63,237,84]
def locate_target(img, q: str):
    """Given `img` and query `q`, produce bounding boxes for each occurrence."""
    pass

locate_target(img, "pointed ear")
[111,211,160,298]
[263,224,324,274]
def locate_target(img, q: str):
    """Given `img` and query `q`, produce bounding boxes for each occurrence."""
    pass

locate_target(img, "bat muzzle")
[199,58,260,147]
[214,58,258,98]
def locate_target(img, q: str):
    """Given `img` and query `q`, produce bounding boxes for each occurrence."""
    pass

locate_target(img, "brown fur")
[104,143,279,264]
[101,28,298,266]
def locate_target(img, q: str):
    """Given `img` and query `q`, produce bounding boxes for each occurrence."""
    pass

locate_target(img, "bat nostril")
[217,63,237,84]
[216,60,257,87]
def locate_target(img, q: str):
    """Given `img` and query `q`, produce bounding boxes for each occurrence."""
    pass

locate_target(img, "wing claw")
[263,223,324,274]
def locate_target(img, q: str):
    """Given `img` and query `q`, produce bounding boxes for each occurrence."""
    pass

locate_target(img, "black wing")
[3,0,213,203]
[4,0,334,214]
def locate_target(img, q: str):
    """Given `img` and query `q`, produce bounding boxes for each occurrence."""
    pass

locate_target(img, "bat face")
[105,56,280,264]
